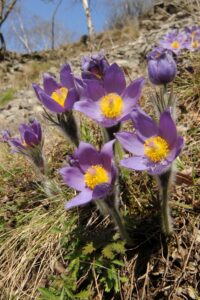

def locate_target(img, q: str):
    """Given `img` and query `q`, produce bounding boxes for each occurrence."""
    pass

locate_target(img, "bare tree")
[0,0,18,51]
[51,0,63,50]
[81,0,94,41]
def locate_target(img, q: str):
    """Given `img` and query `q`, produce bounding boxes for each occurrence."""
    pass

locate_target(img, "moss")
[0,88,15,106]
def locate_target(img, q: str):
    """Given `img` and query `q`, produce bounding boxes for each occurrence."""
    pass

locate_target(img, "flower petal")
[43,74,60,95]
[101,139,115,159]
[159,110,177,147]
[115,132,144,155]
[24,131,39,146]
[104,63,126,94]
[60,166,85,191]
[120,156,148,171]
[60,64,75,89]
[32,84,44,102]
[74,100,103,123]
[167,136,184,162]
[73,141,100,172]
[83,79,104,101]
[64,89,78,110]
[65,188,93,209]
[92,183,111,199]
[37,91,66,113]
[122,77,145,110]
[131,107,158,140]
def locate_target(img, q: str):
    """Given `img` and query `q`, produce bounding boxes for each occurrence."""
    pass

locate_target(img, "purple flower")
[74,63,145,128]
[1,119,45,173]
[184,25,200,38]
[33,64,79,113]
[147,47,177,85]
[159,30,186,55]
[60,140,117,209]
[115,108,184,175]
[81,52,110,80]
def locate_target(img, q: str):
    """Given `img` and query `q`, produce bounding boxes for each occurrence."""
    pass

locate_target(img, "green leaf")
[38,288,60,300]
[112,241,125,254]
[82,242,95,255]
[102,244,115,259]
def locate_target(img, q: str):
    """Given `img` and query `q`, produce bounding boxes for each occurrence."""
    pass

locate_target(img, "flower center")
[192,40,199,48]
[84,165,109,190]
[100,93,123,118]
[144,136,169,163]
[171,41,180,49]
[51,87,68,107]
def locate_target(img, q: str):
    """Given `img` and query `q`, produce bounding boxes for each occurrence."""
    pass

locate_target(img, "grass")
[0,88,15,107]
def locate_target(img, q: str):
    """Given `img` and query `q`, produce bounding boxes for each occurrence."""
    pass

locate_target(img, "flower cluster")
[2,48,185,238]
[158,26,200,55]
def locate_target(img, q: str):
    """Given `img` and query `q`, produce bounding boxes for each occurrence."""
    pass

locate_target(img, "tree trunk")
[0,31,6,52]
[81,0,94,42]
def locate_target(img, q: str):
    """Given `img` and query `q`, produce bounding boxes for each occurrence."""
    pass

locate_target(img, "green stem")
[159,169,173,236]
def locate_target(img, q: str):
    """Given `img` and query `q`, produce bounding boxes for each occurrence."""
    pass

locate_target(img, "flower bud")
[147,48,177,85]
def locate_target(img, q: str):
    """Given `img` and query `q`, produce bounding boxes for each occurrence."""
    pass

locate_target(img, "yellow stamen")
[51,87,68,107]
[171,41,180,49]
[84,165,109,190]
[144,136,169,163]
[191,31,195,38]
[192,40,199,49]
[100,93,123,118]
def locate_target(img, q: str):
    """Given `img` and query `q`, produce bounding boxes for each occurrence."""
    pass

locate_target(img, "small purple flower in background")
[184,26,200,52]
[147,47,177,85]
[184,25,200,39]
[1,119,45,173]
[159,30,186,55]
[33,64,79,113]
[116,108,184,175]
[81,52,110,80]
[60,140,117,209]
[74,63,145,128]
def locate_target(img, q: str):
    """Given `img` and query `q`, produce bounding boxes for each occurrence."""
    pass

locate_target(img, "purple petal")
[74,100,102,123]
[122,77,145,110]
[43,74,61,95]
[24,131,39,146]
[65,188,93,209]
[83,79,104,101]
[167,136,184,162]
[101,139,115,159]
[60,166,85,191]
[120,156,148,171]
[131,108,158,141]
[30,120,42,142]
[115,132,144,155]
[158,110,177,147]
[64,88,78,110]
[32,84,43,101]
[60,64,75,89]
[92,183,111,199]
[104,63,126,95]
[38,91,66,113]
[74,141,100,172]
[148,161,171,175]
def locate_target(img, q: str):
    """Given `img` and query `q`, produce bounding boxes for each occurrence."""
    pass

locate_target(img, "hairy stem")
[159,168,173,236]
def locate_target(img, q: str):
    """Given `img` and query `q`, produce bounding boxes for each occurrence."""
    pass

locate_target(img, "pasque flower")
[159,30,186,55]
[147,47,177,85]
[60,140,117,209]
[1,119,45,173]
[33,64,80,146]
[81,52,110,80]
[116,108,184,175]
[74,63,145,128]
[33,63,79,113]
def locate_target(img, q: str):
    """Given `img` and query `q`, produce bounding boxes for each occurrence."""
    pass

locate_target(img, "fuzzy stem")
[159,168,173,236]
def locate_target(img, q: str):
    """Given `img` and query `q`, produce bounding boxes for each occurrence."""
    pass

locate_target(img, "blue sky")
[4,0,111,51]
